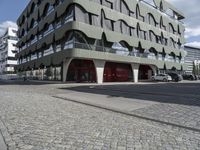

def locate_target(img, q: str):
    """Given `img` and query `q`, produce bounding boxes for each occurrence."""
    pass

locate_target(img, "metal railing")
[21,41,183,64]
[63,41,178,62]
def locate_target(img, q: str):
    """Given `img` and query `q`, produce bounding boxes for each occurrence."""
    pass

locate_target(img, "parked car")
[167,73,183,82]
[182,74,196,80]
[151,74,172,82]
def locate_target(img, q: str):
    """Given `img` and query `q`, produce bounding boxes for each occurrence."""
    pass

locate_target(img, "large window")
[75,5,89,24]
[169,23,175,34]
[64,6,74,24]
[120,0,129,15]
[30,19,37,28]
[148,13,157,27]
[30,3,36,14]
[112,42,129,56]
[43,3,54,17]
[43,24,54,37]
[62,31,91,50]
[142,0,157,7]
[43,45,54,56]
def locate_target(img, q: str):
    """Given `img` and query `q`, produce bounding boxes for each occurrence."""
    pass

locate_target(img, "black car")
[182,74,195,80]
[167,73,183,82]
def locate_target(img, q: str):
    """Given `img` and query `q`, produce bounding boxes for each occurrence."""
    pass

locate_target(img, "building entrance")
[67,59,96,83]
[139,65,153,80]
[103,62,133,82]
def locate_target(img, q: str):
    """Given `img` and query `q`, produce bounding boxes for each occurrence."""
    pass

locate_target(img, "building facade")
[184,45,200,75]
[16,0,187,83]
[0,27,18,74]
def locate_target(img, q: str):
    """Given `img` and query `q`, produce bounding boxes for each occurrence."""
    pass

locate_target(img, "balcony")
[43,46,54,56]
[43,25,54,37]
[62,41,179,63]
[31,54,37,60]
[47,6,54,16]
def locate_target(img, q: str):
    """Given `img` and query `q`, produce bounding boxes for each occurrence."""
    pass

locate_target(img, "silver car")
[152,74,172,82]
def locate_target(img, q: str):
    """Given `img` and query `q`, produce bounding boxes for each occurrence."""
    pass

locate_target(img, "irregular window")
[121,21,130,35]
[112,42,129,56]
[64,5,74,24]
[169,23,175,34]
[30,3,36,14]
[91,14,101,27]
[141,0,157,7]
[120,0,129,15]
[101,10,113,30]
[102,0,113,9]
[148,13,157,26]
[75,5,89,24]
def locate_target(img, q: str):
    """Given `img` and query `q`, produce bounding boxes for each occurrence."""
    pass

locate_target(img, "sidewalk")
[54,90,158,112]
[54,87,200,133]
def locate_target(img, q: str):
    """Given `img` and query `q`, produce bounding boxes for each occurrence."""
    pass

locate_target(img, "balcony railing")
[47,6,54,16]
[64,14,73,24]
[43,26,54,37]
[31,37,37,45]
[21,40,182,64]
[31,54,37,60]
[43,46,54,56]
[63,41,179,62]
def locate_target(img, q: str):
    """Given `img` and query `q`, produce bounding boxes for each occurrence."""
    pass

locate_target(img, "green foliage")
[192,63,196,75]
[192,62,200,75]
[45,67,53,77]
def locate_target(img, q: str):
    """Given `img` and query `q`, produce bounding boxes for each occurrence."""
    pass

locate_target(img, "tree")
[192,62,196,75]
[30,70,33,77]
[54,67,58,80]
[199,64,200,75]
[54,68,61,81]
[196,64,199,75]
[45,67,53,80]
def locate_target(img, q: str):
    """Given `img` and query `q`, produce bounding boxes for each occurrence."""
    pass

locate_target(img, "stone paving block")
[0,83,199,149]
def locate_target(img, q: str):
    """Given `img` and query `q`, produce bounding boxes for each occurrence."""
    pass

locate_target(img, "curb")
[0,118,16,150]
[0,130,7,150]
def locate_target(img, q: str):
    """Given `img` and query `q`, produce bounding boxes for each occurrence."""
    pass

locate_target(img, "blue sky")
[0,0,199,47]
[0,0,29,36]
[0,0,29,22]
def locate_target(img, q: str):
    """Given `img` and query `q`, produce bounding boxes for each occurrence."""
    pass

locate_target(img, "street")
[0,81,200,149]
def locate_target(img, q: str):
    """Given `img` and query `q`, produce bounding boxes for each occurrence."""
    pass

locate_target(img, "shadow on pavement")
[59,83,200,107]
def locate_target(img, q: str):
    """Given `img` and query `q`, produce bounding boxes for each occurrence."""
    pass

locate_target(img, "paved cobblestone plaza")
[0,81,200,150]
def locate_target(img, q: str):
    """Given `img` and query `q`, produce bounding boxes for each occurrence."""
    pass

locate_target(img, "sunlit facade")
[16,0,187,83]
[0,27,18,74]
[184,45,200,74]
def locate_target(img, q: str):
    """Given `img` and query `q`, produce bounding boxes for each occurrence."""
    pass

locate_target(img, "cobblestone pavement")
[133,103,200,130]
[66,82,200,131]
[0,82,200,149]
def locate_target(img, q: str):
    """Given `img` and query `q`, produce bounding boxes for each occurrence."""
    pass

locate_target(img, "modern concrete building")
[16,0,187,83]
[0,27,18,74]
[184,45,200,74]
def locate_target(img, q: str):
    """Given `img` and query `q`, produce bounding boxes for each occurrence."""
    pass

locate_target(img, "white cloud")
[185,26,200,39]
[166,0,200,27]
[0,21,18,37]
[185,41,200,48]
[166,0,200,44]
